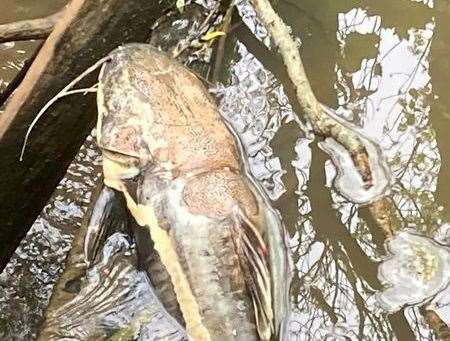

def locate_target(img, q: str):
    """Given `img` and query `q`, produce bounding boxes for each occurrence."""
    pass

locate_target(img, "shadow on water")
[0,0,449,340]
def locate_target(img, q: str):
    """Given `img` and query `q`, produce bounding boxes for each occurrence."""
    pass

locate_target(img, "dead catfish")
[84,43,291,341]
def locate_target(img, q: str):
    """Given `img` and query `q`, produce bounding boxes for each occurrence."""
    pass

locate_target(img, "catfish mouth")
[101,148,142,182]
[102,148,141,166]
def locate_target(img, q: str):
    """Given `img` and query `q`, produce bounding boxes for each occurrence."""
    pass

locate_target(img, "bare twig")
[0,10,63,44]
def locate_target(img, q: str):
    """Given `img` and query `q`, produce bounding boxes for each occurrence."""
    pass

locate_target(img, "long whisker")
[19,55,111,161]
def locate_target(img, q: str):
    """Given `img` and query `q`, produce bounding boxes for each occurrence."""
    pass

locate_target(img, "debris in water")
[318,105,391,205]
[375,229,450,313]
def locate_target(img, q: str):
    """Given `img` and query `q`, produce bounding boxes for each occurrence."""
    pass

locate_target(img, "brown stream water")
[0,0,449,340]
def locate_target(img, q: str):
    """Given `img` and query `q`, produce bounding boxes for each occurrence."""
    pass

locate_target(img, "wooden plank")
[0,0,167,270]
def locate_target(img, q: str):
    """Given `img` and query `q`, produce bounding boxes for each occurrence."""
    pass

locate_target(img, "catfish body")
[86,44,290,340]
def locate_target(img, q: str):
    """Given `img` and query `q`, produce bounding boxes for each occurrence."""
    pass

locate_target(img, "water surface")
[0,0,449,340]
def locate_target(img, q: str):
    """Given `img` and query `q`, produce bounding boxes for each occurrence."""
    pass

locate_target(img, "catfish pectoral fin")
[84,186,130,265]
[231,206,274,341]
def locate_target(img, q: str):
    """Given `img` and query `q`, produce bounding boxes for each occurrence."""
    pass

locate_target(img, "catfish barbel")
[80,43,291,341]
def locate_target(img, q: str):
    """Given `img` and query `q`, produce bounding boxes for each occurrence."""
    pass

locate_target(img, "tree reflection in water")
[0,0,446,339]
[219,0,448,339]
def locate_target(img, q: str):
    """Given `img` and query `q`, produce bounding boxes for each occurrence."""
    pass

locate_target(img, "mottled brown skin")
[97,44,239,176]
[183,169,259,219]
[92,44,289,340]
[137,170,262,340]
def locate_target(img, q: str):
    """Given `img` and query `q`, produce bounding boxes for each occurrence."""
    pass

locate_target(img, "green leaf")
[176,0,185,13]
[201,31,226,41]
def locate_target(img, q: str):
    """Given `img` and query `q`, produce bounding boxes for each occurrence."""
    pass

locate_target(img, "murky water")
[0,0,65,93]
[1,0,449,340]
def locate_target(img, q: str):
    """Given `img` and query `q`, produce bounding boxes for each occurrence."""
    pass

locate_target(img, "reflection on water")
[0,0,449,340]
[214,40,293,201]
[227,0,449,340]
[0,136,101,340]
[335,4,441,233]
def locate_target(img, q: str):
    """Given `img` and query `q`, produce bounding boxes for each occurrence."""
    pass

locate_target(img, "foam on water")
[318,105,391,205]
[376,229,450,313]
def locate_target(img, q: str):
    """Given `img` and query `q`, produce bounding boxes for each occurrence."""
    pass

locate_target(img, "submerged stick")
[0,11,63,44]
[210,2,234,83]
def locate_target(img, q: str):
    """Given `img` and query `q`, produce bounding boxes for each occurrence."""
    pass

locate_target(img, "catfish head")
[96,43,238,186]
[86,43,292,341]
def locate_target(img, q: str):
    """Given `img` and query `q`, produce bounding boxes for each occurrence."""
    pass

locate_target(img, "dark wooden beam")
[0,0,167,270]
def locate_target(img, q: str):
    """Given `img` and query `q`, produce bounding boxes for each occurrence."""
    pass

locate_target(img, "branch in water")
[248,0,372,185]
[0,10,62,44]
[246,0,401,235]
[247,0,450,337]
